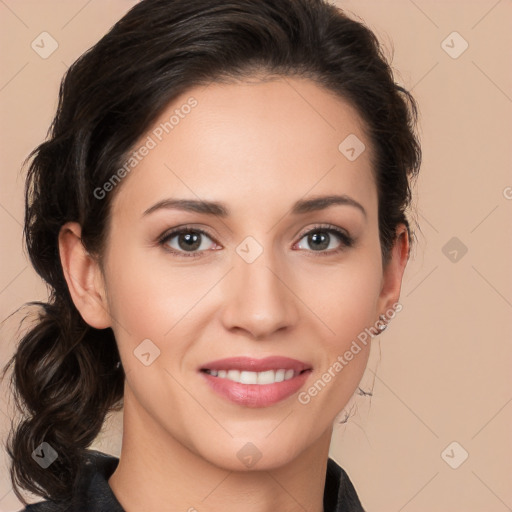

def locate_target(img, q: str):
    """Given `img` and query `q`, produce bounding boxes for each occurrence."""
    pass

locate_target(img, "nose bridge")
[220,242,298,339]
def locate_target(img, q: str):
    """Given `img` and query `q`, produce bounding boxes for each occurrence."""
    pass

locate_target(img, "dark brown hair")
[2,0,421,506]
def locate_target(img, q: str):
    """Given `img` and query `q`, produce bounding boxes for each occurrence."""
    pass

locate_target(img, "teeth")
[227,369,240,381]
[256,370,274,385]
[275,369,285,382]
[206,369,299,384]
[240,371,257,384]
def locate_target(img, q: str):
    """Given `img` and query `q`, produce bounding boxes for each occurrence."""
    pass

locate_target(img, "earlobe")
[58,222,112,329]
[376,224,410,318]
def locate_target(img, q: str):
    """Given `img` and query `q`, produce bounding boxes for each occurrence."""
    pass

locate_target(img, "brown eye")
[295,225,354,254]
[160,228,217,257]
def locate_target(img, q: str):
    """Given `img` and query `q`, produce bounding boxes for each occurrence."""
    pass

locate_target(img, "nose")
[220,249,299,340]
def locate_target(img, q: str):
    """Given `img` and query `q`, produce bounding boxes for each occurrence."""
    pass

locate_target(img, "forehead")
[109,77,377,222]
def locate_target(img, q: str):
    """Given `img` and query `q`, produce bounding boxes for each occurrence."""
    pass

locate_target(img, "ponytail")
[2,298,124,505]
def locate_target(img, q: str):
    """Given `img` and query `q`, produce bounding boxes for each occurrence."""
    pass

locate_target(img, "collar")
[26,449,365,511]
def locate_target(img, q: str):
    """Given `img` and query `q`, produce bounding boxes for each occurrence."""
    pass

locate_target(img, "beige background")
[1,1,511,511]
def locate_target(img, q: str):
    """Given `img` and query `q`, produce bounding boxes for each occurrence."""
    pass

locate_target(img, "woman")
[2,0,421,510]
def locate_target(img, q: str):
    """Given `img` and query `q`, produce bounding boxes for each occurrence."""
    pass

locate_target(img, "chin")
[193,431,314,473]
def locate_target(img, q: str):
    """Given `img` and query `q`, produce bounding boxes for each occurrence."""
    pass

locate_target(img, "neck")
[108,385,332,512]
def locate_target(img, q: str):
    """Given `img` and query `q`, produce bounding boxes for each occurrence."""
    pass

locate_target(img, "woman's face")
[86,77,407,470]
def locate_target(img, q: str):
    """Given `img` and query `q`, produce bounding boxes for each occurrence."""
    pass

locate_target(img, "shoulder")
[18,450,121,512]
[324,457,366,512]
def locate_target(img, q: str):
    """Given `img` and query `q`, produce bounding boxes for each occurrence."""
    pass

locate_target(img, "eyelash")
[157,224,355,258]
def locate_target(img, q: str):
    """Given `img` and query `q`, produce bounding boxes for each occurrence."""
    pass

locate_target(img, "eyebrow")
[142,194,367,219]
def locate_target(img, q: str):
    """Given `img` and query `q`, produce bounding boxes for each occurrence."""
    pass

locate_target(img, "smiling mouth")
[200,368,310,385]
[199,356,313,407]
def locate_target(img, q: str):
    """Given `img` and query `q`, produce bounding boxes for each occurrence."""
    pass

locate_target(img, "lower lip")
[200,370,312,408]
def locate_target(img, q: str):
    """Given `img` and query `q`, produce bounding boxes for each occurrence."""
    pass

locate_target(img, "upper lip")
[200,356,312,373]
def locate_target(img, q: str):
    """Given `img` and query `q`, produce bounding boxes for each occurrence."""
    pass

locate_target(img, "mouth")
[199,356,312,407]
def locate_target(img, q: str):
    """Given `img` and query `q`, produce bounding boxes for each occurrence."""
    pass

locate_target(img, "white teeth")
[256,370,275,385]
[274,369,285,382]
[240,371,257,384]
[227,369,240,381]
[206,368,300,384]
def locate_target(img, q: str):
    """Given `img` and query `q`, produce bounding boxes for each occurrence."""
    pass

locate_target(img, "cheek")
[104,242,206,332]
[298,252,381,403]
[302,255,382,344]
[101,250,195,371]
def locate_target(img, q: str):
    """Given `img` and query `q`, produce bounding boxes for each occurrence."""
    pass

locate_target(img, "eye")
[294,224,354,255]
[158,227,218,258]
[158,223,354,258]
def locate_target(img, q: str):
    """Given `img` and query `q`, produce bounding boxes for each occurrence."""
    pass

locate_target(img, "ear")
[58,222,112,329]
[376,223,410,318]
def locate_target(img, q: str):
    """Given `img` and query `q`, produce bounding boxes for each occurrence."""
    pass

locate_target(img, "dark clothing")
[22,449,365,511]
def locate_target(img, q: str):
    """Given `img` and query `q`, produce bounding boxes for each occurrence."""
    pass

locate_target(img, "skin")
[59,76,409,512]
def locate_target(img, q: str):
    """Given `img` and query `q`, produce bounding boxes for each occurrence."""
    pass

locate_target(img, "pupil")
[180,232,200,251]
[310,232,328,251]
